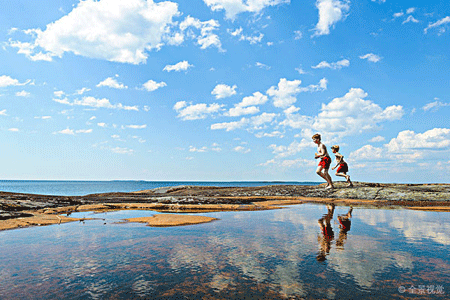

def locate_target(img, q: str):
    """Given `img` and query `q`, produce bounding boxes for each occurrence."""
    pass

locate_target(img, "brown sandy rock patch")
[124,214,217,227]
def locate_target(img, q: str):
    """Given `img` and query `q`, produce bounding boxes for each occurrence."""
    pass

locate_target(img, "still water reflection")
[0,204,449,299]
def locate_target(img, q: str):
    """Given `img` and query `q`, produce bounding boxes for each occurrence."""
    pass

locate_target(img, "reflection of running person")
[312,133,334,189]
[331,145,353,187]
[336,207,353,249]
[317,204,335,262]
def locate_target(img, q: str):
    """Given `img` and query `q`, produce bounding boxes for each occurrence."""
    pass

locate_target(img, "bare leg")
[323,168,334,189]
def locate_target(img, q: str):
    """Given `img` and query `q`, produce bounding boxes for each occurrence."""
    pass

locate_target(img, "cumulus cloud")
[424,16,450,34]
[239,92,268,107]
[313,0,350,37]
[179,16,223,51]
[174,101,223,120]
[313,88,404,137]
[9,0,180,64]
[386,128,450,152]
[0,110,8,116]
[163,60,193,72]
[96,76,127,89]
[267,78,327,108]
[203,0,289,20]
[211,84,237,99]
[359,53,382,62]
[311,59,349,69]
[226,106,260,117]
[53,96,138,111]
[349,144,384,161]
[142,79,167,91]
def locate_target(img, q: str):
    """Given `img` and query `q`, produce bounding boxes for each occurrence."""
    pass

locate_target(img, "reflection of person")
[312,133,334,189]
[336,207,353,249]
[317,204,335,261]
[331,145,353,187]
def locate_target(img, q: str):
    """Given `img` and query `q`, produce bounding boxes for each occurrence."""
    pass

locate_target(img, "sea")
[0,180,320,196]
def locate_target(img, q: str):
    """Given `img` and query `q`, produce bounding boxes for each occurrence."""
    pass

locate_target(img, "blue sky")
[1,0,449,182]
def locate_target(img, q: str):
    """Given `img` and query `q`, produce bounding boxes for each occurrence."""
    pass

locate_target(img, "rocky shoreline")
[1,182,449,230]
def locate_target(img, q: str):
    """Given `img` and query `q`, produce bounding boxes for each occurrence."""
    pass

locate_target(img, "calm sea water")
[0,204,449,299]
[0,180,320,196]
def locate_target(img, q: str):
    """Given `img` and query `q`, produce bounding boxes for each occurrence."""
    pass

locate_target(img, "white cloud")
[8,128,19,132]
[424,16,450,34]
[0,75,29,87]
[313,88,404,137]
[234,146,251,153]
[269,139,310,158]
[142,80,167,91]
[96,76,127,89]
[76,129,93,134]
[57,128,74,135]
[35,116,52,120]
[163,60,193,72]
[125,124,147,129]
[9,0,180,64]
[386,128,450,152]
[422,101,450,112]
[403,15,419,24]
[313,0,350,37]
[238,92,268,107]
[226,106,260,117]
[76,87,91,95]
[369,135,385,142]
[406,7,416,14]
[267,78,327,108]
[255,131,284,138]
[228,27,264,44]
[359,53,382,62]
[189,146,208,152]
[255,62,271,70]
[251,112,277,128]
[393,12,404,18]
[16,90,30,97]
[179,16,223,51]
[111,147,134,155]
[266,78,303,108]
[312,58,349,69]
[211,84,237,99]
[97,123,107,127]
[350,144,384,161]
[211,118,249,131]
[55,128,92,135]
[294,30,303,40]
[53,96,138,111]
[54,90,65,98]
[203,0,289,20]
[174,101,223,120]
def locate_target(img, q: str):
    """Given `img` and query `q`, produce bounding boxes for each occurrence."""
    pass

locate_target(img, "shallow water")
[0,204,449,299]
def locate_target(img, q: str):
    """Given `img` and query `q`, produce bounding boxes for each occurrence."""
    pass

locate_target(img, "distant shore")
[1,181,449,231]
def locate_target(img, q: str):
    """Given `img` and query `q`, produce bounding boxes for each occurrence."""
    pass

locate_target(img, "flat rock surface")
[1,182,449,225]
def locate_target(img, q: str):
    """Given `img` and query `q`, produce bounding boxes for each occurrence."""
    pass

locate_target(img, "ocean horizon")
[0,180,321,196]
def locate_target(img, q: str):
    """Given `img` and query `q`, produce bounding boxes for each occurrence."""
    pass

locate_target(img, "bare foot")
[325,185,334,190]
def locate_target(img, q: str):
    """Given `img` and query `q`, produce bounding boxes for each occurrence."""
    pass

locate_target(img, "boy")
[331,145,353,187]
[312,133,334,189]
